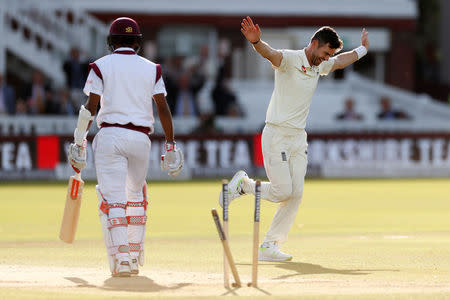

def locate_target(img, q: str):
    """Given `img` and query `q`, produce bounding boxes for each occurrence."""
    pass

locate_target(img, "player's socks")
[241,176,255,194]
[243,177,274,203]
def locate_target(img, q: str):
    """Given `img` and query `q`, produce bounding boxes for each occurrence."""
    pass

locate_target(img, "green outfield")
[1,179,450,299]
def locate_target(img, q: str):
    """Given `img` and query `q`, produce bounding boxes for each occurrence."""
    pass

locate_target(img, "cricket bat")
[59,172,84,243]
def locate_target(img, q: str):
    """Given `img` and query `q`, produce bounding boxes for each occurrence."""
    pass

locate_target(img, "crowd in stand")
[0,44,243,124]
[161,42,243,119]
[1,45,411,123]
[0,47,86,116]
[335,96,410,121]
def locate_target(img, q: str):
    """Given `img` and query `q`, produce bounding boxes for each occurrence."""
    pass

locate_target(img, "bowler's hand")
[240,16,261,44]
[361,28,369,51]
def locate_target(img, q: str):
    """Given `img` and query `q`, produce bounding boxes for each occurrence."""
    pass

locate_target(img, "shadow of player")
[237,261,398,280]
[268,261,398,280]
[64,277,96,288]
[103,275,191,292]
[65,276,191,292]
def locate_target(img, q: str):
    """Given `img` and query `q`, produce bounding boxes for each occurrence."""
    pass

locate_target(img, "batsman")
[68,17,183,277]
[220,16,370,261]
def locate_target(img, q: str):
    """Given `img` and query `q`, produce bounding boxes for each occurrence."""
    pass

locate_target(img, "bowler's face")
[312,43,336,66]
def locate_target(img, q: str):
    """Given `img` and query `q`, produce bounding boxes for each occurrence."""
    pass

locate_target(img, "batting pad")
[126,184,148,266]
[96,185,116,273]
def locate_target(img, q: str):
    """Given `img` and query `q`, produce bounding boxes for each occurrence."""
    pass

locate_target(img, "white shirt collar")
[299,49,311,69]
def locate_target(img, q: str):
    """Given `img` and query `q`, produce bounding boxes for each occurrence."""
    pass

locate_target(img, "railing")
[2,0,107,84]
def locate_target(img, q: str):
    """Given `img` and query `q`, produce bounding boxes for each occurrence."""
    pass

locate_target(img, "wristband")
[354,46,367,59]
[251,39,260,45]
[165,141,176,152]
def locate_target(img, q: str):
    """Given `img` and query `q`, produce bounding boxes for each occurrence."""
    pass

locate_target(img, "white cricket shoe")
[130,257,139,275]
[112,258,131,277]
[219,170,248,207]
[258,241,293,262]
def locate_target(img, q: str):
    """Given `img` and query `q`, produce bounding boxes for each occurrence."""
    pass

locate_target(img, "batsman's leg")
[125,135,151,275]
[97,186,116,274]
[93,130,131,277]
[96,186,131,276]
[126,184,148,274]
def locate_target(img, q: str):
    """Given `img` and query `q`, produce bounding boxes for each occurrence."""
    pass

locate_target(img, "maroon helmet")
[107,17,142,52]
[109,17,142,36]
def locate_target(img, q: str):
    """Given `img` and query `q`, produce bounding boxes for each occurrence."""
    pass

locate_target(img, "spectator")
[44,87,76,115]
[377,96,410,120]
[226,102,244,117]
[184,45,210,101]
[192,113,222,134]
[336,97,363,120]
[21,70,48,114]
[15,99,28,115]
[174,72,199,116]
[44,88,60,114]
[163,55,184,113]
[63,47,88,90]
[58,88,76,115]
[63,47,89,106]
[0,73,16,115]
[212,73,238,116]
[211,39,241,116]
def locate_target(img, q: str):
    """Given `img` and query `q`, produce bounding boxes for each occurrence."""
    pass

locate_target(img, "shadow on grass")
[65,276,191,293]
[237,261,399,280]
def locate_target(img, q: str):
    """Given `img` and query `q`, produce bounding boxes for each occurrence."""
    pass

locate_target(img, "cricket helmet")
[107,17,142,52]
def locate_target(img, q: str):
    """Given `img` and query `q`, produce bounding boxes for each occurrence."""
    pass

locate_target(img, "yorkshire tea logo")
[126,27,133,33]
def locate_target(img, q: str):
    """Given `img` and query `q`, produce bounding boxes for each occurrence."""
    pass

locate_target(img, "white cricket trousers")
[243,123,308,243]
[93,127,151,259]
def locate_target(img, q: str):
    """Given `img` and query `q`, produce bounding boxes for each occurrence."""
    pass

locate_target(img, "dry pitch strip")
[211,179,261,288]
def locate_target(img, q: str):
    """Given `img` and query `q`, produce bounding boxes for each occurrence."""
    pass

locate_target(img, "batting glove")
[67,140,87,173]
[161,142,184,178]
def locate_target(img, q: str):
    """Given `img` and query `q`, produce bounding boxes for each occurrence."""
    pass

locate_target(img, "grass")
[1,179,450,298]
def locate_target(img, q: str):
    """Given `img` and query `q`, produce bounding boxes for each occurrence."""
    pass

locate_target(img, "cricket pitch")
[1,179,450,299]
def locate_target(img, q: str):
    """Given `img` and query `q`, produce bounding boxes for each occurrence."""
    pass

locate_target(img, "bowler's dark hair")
[311,26,343,53]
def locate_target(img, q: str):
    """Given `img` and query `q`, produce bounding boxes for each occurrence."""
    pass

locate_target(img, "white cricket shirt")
[266,49,335,130]
[83,47,167,129]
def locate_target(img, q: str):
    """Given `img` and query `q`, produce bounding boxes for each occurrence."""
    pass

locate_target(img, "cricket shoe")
[258,241,293,262]
[130,257,139,275]
[112,259,131,277]
[219,170,248,207]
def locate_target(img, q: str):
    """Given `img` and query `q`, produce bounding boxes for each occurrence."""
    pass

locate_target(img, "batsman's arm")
[73,93,100,144]
[153,93,174,143]
[83,93,101,131]
[69,92,100,173]
[330,28,369,72]
[240,16,283,67]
